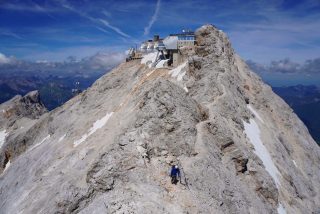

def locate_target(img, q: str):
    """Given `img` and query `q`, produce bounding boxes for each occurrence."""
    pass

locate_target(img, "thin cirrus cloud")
[144,0,161,36]
[0,30,23,40]
[0,2,48,12]
[99,19,131,38]
[95,26,110,35]
[102,10,112,17]
[60,1,130,39]
[0,1,58,20]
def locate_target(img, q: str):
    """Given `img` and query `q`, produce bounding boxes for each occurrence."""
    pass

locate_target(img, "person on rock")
[170,165,181,184]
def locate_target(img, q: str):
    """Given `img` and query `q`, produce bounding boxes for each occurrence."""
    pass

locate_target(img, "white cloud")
[0,53,11,64]
[0,51,125,75]
[269,59,300,73]
[247,57,320,74]
[20,45,126,62]
[86,52,126,69]
[227,8,320,63]
[144,0,161,36]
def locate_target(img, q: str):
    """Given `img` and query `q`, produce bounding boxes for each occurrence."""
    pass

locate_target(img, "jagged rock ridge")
[0,90,47,172]
[0,25,319,214]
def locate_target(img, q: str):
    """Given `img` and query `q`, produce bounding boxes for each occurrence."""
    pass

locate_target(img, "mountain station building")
[128,30,195,67]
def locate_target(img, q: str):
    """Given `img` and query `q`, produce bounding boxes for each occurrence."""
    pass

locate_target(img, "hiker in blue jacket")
[170,165,180,184]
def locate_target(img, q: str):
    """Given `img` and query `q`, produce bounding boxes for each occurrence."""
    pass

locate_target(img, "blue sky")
[0,0,320,63]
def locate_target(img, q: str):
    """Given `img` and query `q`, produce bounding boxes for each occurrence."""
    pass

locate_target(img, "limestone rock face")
[0,90,47,125]
[0,90,47,173]
[0,25,319,214]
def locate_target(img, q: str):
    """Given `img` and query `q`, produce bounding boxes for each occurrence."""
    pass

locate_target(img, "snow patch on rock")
[292,160,297,167]
[243,119,281,187]
[155,59,169,68]
[169,62,187,81]
[248,105,264,123]
[277,203,286,214]
[58,134,66,142]
[183,86,188,92]
[141,52,158,68]
[3,160,11,173]
[29,135,51,151]
[0,129,8,149]
[74,112,113,147]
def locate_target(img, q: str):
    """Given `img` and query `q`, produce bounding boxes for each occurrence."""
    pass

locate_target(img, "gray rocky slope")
[0,25,319,214]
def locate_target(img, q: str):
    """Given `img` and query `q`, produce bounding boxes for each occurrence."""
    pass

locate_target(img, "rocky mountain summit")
[0,25,319,214]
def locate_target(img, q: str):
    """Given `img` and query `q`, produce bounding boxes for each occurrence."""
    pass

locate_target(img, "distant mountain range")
[273,85,320,145]
[0,52,125,110]
[0,73,104,110]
